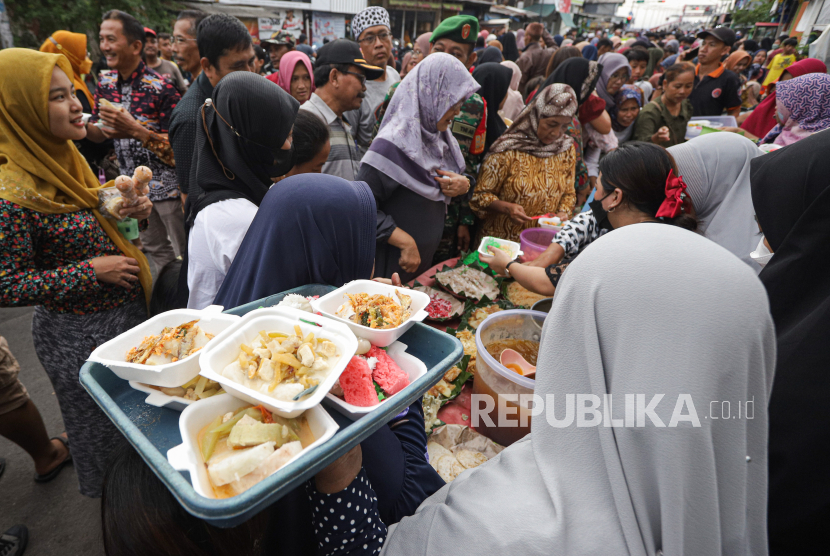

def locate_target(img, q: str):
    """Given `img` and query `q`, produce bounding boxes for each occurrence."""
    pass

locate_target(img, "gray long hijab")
[381,224,774,556]
[669,133,763,272]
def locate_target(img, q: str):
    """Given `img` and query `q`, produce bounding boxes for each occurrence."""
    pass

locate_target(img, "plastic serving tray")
[79,284,462,527]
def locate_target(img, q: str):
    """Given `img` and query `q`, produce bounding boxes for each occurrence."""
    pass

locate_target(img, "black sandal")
[34,435,73,483]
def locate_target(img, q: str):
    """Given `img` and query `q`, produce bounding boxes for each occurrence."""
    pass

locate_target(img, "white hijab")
[668,133,764,272]
[382,224,775,556]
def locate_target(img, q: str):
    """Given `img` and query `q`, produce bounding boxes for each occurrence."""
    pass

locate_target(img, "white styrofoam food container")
[167,393,338,499]
[87,306,239,388]
[477,236,523,259]
[128,380,226,411]
[310,280,429,347]
[323,341,427,419]
[537,218,563,233]
[198,306,358,418]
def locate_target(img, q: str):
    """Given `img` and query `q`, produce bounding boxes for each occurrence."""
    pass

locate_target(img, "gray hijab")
[382,224,774,556]
[669,133,763,271]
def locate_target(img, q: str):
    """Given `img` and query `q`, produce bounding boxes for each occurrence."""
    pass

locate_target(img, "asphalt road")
[1,306,105,556]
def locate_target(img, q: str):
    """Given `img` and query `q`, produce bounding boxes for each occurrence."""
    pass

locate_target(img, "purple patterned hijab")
[362,53,480,203]
[776,73,830,135]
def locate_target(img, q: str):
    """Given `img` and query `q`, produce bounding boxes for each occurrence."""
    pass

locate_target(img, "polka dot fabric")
[306,468,388,555]
[351,7,390,41]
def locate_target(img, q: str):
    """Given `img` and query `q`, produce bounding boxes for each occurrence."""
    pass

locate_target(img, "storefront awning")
[182,1,284,19]
[489,5,537,17]
[523,3,558,17]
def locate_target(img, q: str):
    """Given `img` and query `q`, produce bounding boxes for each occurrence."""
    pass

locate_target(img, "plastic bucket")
[519,227,556,262]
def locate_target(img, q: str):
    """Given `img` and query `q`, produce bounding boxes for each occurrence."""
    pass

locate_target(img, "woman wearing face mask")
[359,53,479,282]
[750,130,830,554]
[484,141,697,295]
[274,51,315,104]
[185,72,299,309]
[0,49,153,497]
[471,84,578,246]
[633,62,695,146]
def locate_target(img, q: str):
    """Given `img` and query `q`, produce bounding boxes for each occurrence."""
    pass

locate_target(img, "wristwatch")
[505,260,517,277]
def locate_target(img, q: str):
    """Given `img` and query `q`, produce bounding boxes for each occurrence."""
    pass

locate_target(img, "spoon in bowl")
[500,349,536,379]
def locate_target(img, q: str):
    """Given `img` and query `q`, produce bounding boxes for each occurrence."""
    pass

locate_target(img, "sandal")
[34,434,73,483]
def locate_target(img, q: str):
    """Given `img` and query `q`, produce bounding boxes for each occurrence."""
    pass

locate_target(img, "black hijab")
[187,71,299,230]
[213,174,376,309]
[474,46,504,67]
[540,57,601,106]
[472,63,513,154]
[750,130,830,552]
[760,37,773,51]
[498,32,520,62]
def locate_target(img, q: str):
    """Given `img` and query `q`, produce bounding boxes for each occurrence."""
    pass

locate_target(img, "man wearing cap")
[262,31,294,77]
[688,28,741,117]
[371,15,486,262]
[345,6,401,153]
[300,39,383,180]
[517,22,557,93]
[144,27,187,94]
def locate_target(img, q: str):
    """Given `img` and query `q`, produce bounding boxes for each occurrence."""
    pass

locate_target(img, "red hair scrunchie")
[656,169,688,219]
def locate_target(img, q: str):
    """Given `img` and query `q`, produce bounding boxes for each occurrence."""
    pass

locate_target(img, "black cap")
[316,39,384,80]
[697,27,736,47]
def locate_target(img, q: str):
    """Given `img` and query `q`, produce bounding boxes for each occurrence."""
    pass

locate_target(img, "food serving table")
[80,284,462,527]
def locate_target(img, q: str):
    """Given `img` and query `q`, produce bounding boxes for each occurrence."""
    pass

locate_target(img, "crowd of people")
[0,6,829,556]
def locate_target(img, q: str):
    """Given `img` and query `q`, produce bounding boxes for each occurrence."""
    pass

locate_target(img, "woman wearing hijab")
[39,30,112,175]
[758,73,830,146]
[611,84,643,143]
[186,72,298,309]
[740,58,827,139]
[724,50,752,75]
[516,28,526,51]
[668,133,763,271]
[307,221,775,556]
[275,50,314,103]
[0,49,153,497]
[213,175,445,553]
[473,63,514,154]
[596,52,631,111]
[750,130,830,554]
[581,44,598,61]
[540,57,602,201]
[544,46,582,78]
[474,45,504,67]
[499,60,525,121]
[747,50,768,83]
[471,84,577,244]
[359,53,479,282]
[644,47,664,79]
[553,34,564,47]
[400,52,414,77]
[413,32,431,63]
[497,31,520,62]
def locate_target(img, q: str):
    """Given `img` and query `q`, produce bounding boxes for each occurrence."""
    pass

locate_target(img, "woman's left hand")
[119,195,153,221]
[434,170,470,197]
[479,246,514,277]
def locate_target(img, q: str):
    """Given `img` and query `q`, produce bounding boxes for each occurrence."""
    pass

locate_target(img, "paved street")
[1,307,104,556]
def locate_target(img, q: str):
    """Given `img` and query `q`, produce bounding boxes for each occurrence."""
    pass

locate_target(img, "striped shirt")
[299,93,360,180]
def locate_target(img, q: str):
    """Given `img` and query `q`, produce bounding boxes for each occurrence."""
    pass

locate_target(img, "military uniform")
[372,15,488,263]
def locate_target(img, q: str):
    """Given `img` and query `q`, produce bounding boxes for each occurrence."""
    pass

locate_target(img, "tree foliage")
[732,0,776,27]
[5,0,181,48]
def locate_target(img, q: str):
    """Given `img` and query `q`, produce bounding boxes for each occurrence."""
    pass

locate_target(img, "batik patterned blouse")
[471,147,576,244]
[0,200,143,314]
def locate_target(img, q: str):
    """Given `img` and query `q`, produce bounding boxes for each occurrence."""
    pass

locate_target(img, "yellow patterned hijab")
[0,49,151,306]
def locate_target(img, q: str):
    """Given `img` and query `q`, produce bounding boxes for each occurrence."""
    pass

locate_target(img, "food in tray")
[468,305,504,330]
[335,290,412,329]
[478,236,521,259]
[435,265,500,301]
[413,285,464,321]
[428,364,464,398]
[143,375,225,401]
[277,294,314,313]
[334,346,410,407]
[505,281,548,308]
[198,404,313,498]
[456,329,477,375]
[220,326,341,402]
[428,441,488,482]
[126,320,213,365]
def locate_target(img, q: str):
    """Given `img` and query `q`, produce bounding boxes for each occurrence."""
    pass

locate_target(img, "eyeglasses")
[343,70,367,85]
[359,32,392,46]
[170,36,197,45]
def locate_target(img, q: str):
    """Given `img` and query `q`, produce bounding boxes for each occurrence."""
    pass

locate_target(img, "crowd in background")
[1,6,830,556]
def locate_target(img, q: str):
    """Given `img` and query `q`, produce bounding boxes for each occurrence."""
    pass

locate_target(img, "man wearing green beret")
[372,15,486,263]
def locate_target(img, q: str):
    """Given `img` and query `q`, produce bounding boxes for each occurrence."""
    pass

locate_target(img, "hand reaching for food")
[651,126,671,144]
